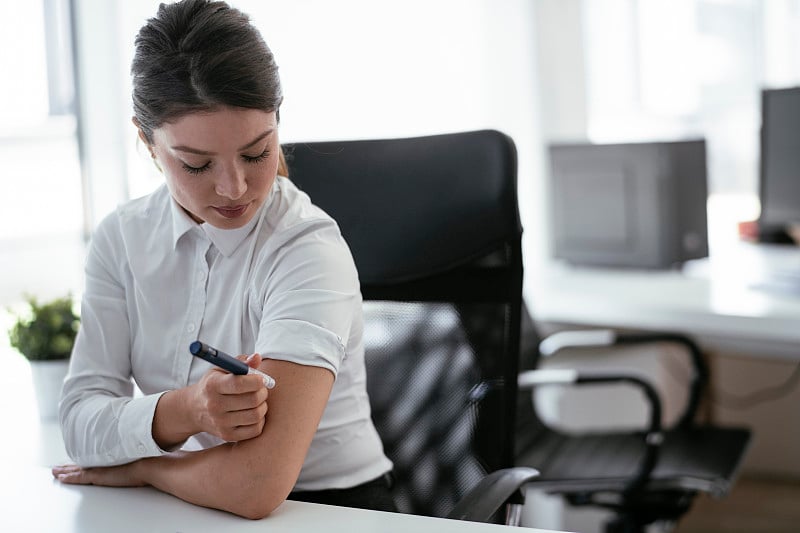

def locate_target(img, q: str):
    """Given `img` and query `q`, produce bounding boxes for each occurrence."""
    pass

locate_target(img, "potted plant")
[8,294,79,420]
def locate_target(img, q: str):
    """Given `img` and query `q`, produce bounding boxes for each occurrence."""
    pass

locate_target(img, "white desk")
[527,242,800,360]
[5,466,566,533]
[0,351,567,533]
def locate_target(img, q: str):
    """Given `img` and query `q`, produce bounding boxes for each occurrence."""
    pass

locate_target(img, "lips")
[213,204,248,219]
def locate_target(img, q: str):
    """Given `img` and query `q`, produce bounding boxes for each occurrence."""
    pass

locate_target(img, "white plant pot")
[29,359,70,421]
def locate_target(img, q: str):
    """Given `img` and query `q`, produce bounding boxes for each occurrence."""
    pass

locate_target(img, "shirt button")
[138,444,145,452]
[187,323,196,333]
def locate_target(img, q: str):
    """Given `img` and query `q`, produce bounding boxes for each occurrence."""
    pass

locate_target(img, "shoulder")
[116,184,171,226]
[256,177,358,290]
[267,176,333,227]
[263,177,346,250]
[95,184,169,230]
[90,185,172,259]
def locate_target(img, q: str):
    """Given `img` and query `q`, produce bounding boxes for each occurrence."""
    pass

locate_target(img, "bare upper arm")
[231,358,335,512]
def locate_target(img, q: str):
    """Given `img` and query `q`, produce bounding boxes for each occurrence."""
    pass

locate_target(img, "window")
[0,0,87,307]
[0,0,83,241]
[579,0,800,246]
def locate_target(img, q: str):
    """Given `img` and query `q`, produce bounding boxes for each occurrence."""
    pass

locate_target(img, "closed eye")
[243,149,270,164]
[180,148,269,175]
[182,161,211,175]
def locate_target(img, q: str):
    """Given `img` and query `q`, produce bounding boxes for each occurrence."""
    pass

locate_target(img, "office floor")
[676,475,800,533]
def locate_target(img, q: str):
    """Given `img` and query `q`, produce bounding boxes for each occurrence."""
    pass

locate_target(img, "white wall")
[113,0,547,281]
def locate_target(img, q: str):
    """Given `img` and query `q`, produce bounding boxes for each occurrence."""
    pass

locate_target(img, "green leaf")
[7,294,80,361]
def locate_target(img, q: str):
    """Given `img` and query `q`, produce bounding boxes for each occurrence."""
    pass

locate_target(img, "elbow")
[216,446,299,519]
[226,481,290,520]
[234,495,284,520]
[239,507,273,521]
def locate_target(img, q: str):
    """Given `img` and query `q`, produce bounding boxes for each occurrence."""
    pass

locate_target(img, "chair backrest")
[285,130,523,518]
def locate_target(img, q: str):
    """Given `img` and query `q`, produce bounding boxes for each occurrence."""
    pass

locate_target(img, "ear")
[132,117,153,155]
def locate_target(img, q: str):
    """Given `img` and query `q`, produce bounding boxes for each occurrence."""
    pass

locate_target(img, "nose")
[215,164,247,200]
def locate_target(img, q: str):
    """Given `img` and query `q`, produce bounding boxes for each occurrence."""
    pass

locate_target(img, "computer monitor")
[548,139,709,269]
[759,87,800,235]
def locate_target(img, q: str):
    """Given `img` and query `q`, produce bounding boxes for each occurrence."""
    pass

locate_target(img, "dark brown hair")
[132,0,287,174]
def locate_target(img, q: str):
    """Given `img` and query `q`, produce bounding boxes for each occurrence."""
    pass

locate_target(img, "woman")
[52,0,394,519]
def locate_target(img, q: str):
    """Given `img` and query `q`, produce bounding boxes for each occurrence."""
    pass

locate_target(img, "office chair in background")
[515,305,752,533]
[286,130,538,525]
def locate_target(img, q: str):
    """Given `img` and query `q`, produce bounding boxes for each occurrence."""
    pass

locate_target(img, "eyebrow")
[171,129,274,155]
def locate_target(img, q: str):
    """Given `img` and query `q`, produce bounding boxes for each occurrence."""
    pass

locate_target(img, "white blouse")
[60,177,391,491]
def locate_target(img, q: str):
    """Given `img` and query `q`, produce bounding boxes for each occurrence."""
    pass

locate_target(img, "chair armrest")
[518,369,664,494]
[538,329,708,428]
[446,467,540,523]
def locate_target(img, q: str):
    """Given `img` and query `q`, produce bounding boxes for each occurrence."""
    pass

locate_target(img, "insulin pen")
[189,340,276,389]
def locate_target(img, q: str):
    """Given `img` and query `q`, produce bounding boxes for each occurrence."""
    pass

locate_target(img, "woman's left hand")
[52,463,146,487]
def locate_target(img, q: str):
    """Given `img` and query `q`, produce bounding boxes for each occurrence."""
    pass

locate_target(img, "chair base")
[568,489,695,533]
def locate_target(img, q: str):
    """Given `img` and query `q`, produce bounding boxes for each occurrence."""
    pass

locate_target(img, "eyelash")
[182,149,271,175]
[243,149,271,164]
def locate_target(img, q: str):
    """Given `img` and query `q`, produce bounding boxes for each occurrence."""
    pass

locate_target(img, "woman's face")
[147,106,280,229]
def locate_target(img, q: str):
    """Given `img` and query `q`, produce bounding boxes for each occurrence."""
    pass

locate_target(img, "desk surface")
[527,242,800,360]
[0,355,567,533]
[6,466,565,533]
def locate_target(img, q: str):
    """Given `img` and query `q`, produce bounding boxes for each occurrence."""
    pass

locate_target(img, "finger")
[233,401,269,425]
[216,373,265,394]
[202,385,268,420]
[224,419,267,442]
[245,353,262,369]
[56,470,86,484]
[53,466,91,485]
[203,368,261,395]
[235,353,262,370]
[52,464,81,477]
[211,388,268,414]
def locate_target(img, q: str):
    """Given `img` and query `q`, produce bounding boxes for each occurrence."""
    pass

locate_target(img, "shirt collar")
[170,197,198,249]
[169,189,273,257]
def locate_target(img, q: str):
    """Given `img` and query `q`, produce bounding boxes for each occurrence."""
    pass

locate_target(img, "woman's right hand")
[189,353,270,442]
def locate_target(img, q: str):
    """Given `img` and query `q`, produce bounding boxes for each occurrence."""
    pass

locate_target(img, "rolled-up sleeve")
[59,216,170,467]
[255,223,358,375]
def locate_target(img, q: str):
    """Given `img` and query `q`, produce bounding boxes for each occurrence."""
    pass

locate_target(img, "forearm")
[135,439,292,519]
[135,361,334,519]
[60,361,333,519]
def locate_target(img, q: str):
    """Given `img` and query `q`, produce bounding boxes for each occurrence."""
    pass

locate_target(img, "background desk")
[527,242,800,360]
[524,242,800,478]
[6,466,567,533]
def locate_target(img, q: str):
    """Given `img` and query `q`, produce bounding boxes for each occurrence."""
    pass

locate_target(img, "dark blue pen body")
[189,340,249,375]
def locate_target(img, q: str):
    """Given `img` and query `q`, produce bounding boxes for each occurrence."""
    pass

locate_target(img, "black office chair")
[515,304,752,533]
[285,130,538,525]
